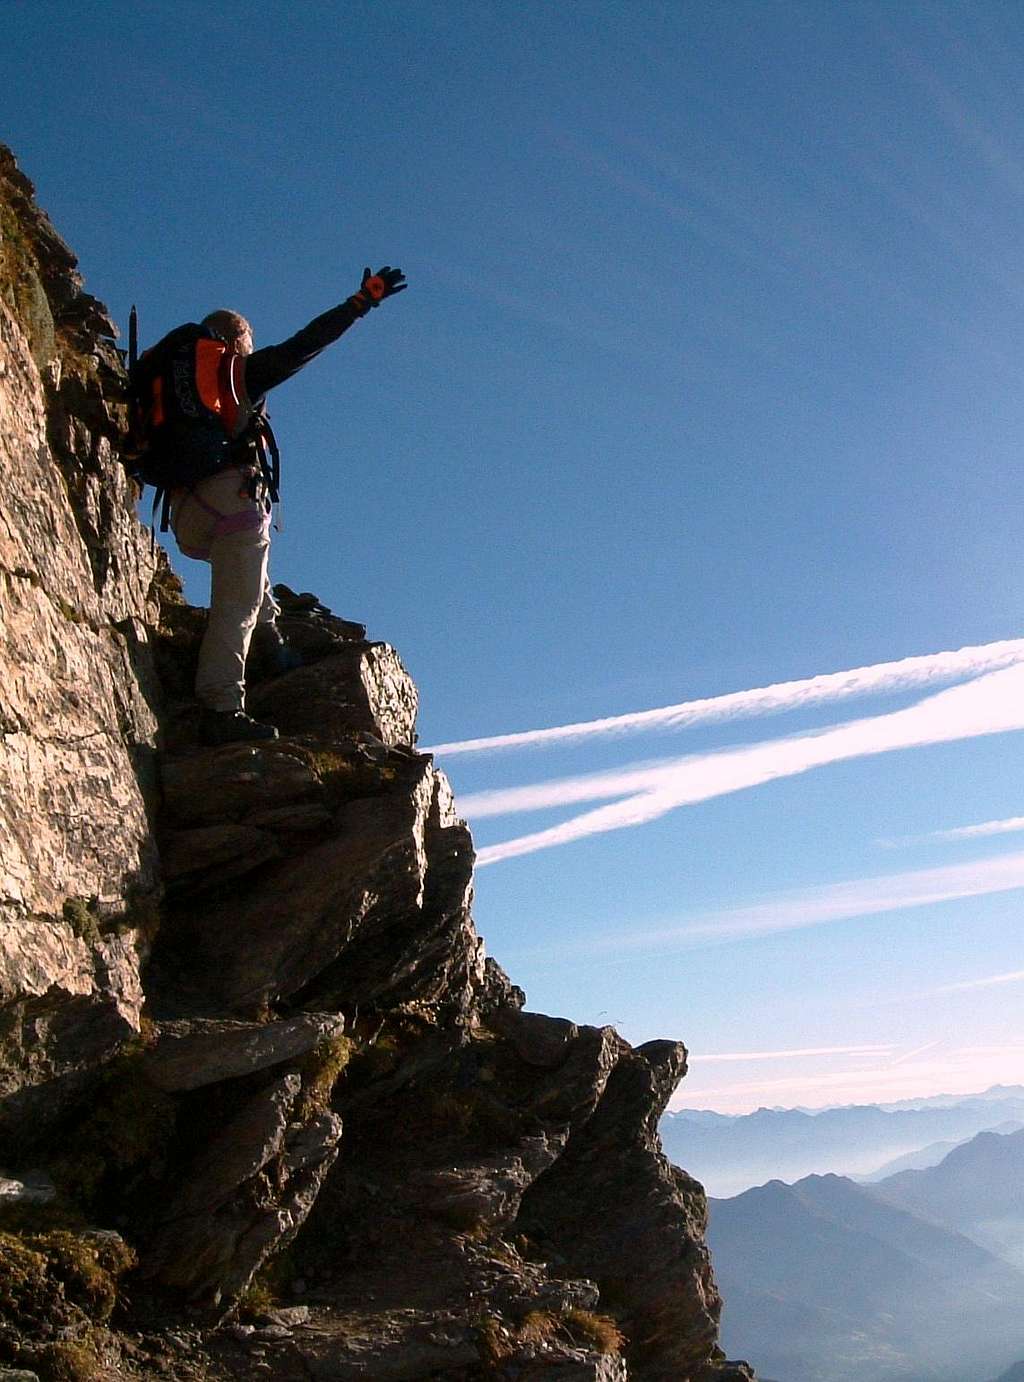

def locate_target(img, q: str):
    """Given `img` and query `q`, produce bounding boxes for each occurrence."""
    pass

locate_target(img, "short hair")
[201,309,252,345]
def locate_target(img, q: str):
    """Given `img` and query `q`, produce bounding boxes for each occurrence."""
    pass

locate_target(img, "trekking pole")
[128,305,138,372]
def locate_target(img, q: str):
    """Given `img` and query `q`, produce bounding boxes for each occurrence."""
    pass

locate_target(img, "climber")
[156,267,406,746]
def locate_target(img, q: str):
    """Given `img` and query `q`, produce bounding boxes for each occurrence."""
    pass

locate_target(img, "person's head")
[201,309,253,356]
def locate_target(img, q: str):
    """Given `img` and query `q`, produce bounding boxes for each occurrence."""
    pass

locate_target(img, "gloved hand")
[352,265,407,313]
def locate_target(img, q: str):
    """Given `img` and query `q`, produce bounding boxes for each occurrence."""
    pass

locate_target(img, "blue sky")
[7,0,1024,1111]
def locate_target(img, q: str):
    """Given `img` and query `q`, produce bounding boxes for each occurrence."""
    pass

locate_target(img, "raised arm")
[243,266,406,401]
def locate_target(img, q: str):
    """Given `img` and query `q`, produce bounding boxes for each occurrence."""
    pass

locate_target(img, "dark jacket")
[243,298,366,403]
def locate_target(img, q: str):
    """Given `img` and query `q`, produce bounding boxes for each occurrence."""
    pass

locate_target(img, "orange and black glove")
[351,266,407,315]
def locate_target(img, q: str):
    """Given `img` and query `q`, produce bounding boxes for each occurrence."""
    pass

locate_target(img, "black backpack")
[124,312,279,532]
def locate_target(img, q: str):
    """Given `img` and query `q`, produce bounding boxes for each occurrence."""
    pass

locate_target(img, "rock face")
[0,146,757,1382]
[0,145,162,1148]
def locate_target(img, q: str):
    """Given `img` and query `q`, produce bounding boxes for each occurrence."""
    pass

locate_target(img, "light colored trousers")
[171,467,279,713]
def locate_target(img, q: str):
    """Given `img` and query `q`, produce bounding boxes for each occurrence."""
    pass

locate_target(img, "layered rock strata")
[0,145,756,1382]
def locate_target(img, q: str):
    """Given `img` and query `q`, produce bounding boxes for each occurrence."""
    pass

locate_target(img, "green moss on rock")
[0,1228,132,1381]
[28,1231,134,1323]
[61,898,100,946]
[0,1231,71,1338]
[31,1337,102,1382]
[0,196,55,366]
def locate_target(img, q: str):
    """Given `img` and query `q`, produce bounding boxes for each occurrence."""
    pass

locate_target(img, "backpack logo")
[173,357,200,417]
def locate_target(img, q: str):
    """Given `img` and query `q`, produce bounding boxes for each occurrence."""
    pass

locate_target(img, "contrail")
[887,1040,943,1068]
[427,638,1024,757]
[934,968,1024,995]
[460,755,696,819]
[475,662,1024,865]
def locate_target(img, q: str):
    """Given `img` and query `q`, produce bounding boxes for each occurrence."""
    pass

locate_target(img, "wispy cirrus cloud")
[882,815,1024,848]
[509,847,1024,960]
[689,1043,895,1065]
[473,662,1024,865]
[428,638,1024,758]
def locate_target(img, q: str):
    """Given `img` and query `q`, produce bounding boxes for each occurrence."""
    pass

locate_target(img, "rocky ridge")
[0,145,755,1382]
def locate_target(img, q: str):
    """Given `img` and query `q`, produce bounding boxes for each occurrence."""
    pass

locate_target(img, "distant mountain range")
[856,1121,1023,1182]
[661,1085,1024,1197]
[707,1125,1024,1382]
[872,1126,1024,1269]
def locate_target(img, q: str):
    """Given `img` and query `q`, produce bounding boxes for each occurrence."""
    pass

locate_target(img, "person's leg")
[197,523,271,712]
[172,469,279,742]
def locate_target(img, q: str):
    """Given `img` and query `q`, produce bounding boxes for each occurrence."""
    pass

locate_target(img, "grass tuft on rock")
[563,1306,625,1354]
[298,1034,354,1119]
[475,1304,625,1365]
[237,1278,275,1322]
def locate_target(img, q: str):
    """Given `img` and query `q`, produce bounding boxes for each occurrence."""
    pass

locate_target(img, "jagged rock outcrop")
[0,145,757,1382]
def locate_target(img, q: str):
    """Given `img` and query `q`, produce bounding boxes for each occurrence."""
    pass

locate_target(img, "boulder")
[156,758,438,1010]
[0,923,144,1152]
[159,743,320,828]
[248,643,417,747]
[144,1013,345,1091]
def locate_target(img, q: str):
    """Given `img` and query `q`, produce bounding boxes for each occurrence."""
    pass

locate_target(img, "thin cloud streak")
[950,1044,1024,1056]
[934,968,1024,995]
[476,662,1024,865]
[673,1047,1024,1113]
[608,850,1024,948]
[429,638,1024,757]
[508,848,1024,963]
[690,1043,894,1064]
[929,815,1024,843]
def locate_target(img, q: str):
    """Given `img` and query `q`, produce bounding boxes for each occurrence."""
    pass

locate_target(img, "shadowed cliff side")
[0,145,756,1382]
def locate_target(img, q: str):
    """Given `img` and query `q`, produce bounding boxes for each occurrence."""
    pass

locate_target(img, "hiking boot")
[199,708,279,746]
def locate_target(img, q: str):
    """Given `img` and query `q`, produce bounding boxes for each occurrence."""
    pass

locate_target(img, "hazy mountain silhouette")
[990,1363,1024,1382]
[857,1121,1023,1182]
[708,1170,1024,1382]
[872,1126,1024,1269]
[662,1087,1024,1196]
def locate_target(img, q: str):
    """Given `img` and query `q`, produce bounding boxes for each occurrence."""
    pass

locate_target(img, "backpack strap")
[258,415,281,505]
